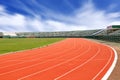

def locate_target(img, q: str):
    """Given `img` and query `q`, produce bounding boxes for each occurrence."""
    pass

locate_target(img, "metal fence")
[84,35,120,42]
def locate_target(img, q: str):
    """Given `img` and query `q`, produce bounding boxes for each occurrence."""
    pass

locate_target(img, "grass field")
[0,38,64,54]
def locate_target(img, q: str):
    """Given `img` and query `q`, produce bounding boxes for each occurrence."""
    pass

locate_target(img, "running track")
[0,38,117,80]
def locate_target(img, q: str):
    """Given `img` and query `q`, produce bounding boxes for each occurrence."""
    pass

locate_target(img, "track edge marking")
[101,46,118,80]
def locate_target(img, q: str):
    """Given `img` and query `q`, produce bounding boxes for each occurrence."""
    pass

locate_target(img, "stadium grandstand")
[2,32,17,38]
[107,25,120,34]
[16,30,101,38]
[0,29,120,38]
[86,25,120,42]
[107,25,120,29]
[0,25,120,42]
[0,32,3,38]
[109,29,120,36]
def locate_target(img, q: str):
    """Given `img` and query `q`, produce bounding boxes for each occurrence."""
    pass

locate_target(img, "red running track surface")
[0,38,116,80]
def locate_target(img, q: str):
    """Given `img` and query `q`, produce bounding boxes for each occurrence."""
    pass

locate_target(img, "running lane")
[0,38,117,80]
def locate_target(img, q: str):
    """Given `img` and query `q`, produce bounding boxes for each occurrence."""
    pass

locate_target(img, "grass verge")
[0,38,64,54]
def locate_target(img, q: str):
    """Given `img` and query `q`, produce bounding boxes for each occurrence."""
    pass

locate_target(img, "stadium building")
[0,32,3,38]
[107,25,120,34]
[0,25,120,42]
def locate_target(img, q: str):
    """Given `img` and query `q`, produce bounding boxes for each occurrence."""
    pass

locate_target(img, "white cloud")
[73,2,109,29]
[0,4,87,32]
[107,13,120,18]
[109,21,120,25]
[0,0,120,32]
[65,0,120,29]
[0,13,28,32]
[0,14,25,26]
[45,20,87,31]
[0,5,4,11]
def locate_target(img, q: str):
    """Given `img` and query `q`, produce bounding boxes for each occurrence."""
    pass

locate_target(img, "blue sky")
[0,0,120,32]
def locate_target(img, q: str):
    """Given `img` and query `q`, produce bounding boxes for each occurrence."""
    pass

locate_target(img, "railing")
[84,36,120,42]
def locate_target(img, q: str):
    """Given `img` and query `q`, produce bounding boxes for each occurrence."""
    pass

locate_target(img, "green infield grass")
[0,38,64,54]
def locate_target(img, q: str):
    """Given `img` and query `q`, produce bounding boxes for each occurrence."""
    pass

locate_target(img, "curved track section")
[0,38,117,80]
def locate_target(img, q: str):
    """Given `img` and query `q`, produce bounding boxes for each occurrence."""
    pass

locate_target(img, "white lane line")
[0,40,67,62]
[92,47,113,80]
[0,41,82,68]
[0,41,80,69]
[101,46,118,80]
[89,40,118,80]
[0,39,71,64]
[0,39,67,65]
[18,42,91,80]
[83,39,118,80]
[0,40,72,68]
[0,39,67,57]
[54,46,100,80]
[0,49,76,74]
[0,40,84,75]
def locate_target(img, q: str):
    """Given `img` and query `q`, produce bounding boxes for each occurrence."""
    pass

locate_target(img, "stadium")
[0,25,120,38]
[1,0,120,79]
[0,25,120,80]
